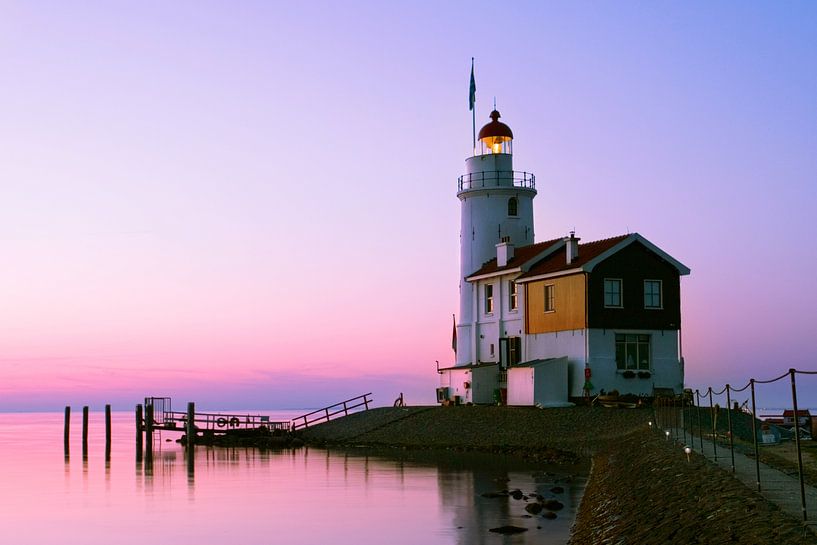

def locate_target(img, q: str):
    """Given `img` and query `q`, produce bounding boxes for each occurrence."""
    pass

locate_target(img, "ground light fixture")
[648,421,653,428]
[684,446,692,462]
[665,430,670,440]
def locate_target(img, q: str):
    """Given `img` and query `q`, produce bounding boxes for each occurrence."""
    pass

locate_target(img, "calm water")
[0,411,586,545]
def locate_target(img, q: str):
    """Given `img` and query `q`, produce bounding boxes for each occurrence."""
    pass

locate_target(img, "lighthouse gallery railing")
[458,171,535,191]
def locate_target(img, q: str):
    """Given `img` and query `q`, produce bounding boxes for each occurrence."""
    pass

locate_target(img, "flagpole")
[472,101,476,153]
[471,57,476,154]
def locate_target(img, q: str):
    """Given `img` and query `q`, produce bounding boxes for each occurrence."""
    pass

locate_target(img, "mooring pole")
[64,406,71,458]
[145,403,154,464]
[105,404,112,461]
[186,402,195,448]
[135,404,143,463]
[82,406,89,459]
[790,369,807,521]
[186,402,195,477]
[750,379,760,492]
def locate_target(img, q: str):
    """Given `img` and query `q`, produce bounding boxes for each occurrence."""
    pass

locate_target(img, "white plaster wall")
[477,320,500,363]
[526,330,587,397]
[587,329,683,396]
[456,324,472,366]
[440,369,472,404]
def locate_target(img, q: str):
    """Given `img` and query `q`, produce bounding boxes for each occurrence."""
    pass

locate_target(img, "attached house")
[441,232,690,403]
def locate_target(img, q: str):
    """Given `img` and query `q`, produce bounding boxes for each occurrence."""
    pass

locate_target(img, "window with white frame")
[644,280,662,309]
[615,334,651,370]
[509,281,518,311]
[544,284,555,312]
[484,284,494,314]
[604,278,622,308]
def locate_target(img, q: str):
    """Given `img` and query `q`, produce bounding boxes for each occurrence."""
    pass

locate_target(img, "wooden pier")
[144,397,291,434]
[62,393,375,465]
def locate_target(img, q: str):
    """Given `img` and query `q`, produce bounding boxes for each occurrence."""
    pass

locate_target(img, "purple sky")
[1,2,816,410]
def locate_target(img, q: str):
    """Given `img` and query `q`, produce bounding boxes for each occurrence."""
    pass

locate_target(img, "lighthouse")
[456,110,537,366]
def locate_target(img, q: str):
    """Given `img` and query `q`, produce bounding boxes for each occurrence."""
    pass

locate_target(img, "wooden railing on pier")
[291,393,372,431]
[144,397,289,433]
[162,411,290,432]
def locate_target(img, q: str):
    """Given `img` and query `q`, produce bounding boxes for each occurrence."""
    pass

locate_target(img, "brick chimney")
[496,237,514,267]
[565,231,580,265]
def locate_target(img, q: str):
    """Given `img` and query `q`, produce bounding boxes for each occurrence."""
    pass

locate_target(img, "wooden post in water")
[105,404,112,461]
[135,404,143,462]
[64,406,70,458]
[186,402,195,477]
[82,406,89,459]
[145,403,154,464]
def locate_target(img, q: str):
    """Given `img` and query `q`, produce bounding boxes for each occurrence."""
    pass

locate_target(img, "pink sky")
[1,2,816,410]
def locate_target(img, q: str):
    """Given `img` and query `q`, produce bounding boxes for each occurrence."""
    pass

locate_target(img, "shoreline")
[297,406,817,544]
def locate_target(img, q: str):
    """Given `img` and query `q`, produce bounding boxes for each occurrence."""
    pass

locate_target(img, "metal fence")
[653,368,817,523]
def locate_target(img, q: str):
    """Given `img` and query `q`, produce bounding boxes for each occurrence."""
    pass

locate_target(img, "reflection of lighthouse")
[456,110,537,365]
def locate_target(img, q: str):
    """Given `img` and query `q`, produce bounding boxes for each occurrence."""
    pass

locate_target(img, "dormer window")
[508,197,518,217]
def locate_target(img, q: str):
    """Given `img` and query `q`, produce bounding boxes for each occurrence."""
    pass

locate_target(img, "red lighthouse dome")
[477,110,513,154]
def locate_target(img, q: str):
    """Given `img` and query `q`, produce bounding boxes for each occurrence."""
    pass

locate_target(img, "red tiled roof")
[516,234,631,280]
[467,238,563,278]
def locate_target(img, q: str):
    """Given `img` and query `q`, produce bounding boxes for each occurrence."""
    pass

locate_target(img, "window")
[544,284,555,312]
[508,197,518,217]
[604,279,622,308]
[509,281,518,311]
[644,280,662,309]
[615,334,651,370]
[484,284,494,314]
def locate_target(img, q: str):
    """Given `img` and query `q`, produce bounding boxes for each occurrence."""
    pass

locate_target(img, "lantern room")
[477,110,513,155]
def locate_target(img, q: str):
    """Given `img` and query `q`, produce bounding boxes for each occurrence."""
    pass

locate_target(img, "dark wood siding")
[587,242,681,330]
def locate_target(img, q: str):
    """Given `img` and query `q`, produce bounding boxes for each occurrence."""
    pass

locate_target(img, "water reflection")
[2,413,586,545]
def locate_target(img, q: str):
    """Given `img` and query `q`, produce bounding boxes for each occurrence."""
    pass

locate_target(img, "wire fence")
[653,368,817,523]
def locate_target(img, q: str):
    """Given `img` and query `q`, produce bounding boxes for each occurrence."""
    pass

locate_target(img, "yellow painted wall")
[526,274,586,333]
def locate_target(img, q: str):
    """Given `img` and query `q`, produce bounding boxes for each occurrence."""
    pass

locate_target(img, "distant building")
[438,109,690,405]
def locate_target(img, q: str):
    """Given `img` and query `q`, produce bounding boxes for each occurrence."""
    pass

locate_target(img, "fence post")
[64,406,71,459]
[696,390,703,452]
[708,388,718,461]
[364,394,370,410]
[725,385,735,472]
[674,395,680,441]
[790,369,807,521]
[750,379,760,492]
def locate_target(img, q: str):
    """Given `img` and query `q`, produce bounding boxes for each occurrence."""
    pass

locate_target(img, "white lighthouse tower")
[456,110,536,365]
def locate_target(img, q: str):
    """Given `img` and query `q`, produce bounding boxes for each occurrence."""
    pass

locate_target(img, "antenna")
[493,96,496,110]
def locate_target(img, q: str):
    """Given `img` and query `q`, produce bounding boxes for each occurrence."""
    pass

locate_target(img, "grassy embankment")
[297,406,817,544]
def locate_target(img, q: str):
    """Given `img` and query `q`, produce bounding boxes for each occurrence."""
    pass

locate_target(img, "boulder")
[489,526,528,534]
